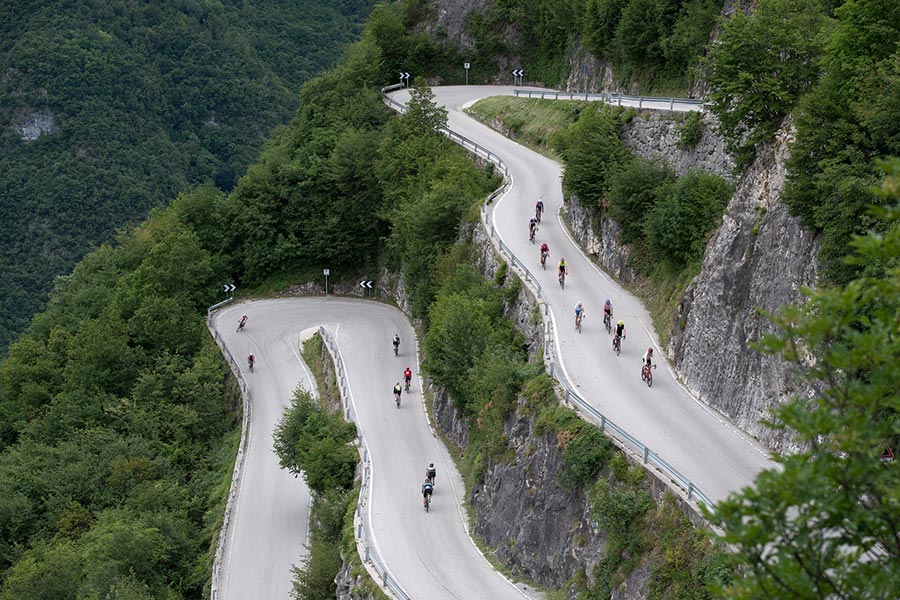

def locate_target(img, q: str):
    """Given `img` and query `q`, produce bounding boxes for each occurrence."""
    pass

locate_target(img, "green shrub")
[556,106,628,204]
[606,159,676,243]
[272,390,358,494]
[643,172,734,266]
[676,111,703,149]
[558,422,612,488]
[591,479,654,536]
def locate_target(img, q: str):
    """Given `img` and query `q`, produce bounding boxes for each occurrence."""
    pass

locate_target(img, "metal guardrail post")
[643,447,650,464]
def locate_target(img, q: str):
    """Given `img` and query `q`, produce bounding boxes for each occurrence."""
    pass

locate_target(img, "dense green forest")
[466,0,724,91]
[0,0,378,353]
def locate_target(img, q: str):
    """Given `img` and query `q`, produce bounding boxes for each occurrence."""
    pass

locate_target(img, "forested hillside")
[0,3,499,594]
[0,0,377,353]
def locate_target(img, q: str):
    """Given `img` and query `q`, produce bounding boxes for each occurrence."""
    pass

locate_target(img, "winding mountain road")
[391,86,773,502]
[214,298,534,599]
[214,85,775,599]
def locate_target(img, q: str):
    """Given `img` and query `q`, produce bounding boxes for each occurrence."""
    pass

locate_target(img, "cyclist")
[558,258,567,285]
[613,320,626,353]
[535,198,544,222]
[404,366,412,391]
[422,478,434,508]
[426,463,436,485]
[392,334,400,356]
[603,299,613,320]
[393,382,402,402]
[528,217,538,242]
[247,353,255,371]
[575,302,585,329]
[642,347,654,369]
[237,314,248,332]
[540,242,550,268]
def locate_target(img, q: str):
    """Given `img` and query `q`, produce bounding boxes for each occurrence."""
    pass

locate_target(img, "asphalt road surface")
[215,298,533,599]
[392,86,774,502]
[213,304,314,600]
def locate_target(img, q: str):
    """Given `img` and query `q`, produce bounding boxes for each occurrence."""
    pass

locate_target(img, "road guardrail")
[512,88,705,112]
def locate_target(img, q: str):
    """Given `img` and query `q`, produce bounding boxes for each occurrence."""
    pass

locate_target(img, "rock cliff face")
[621,112,735,181]
[670,122,817,451]
[428,0,491,52]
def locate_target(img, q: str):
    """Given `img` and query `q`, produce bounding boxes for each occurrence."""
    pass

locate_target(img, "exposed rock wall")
[428,0,491,52]
[565,193,640,284]
[670,121,817,452]
[621,112,735,181]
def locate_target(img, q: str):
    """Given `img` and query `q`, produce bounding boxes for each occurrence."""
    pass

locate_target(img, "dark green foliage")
[676,111,703,149]
[0,197,237,597]
[705,0,827,165]
[0,0,378,354]
[558,422,613,488]
[423,265,523,411]
[606,159,676,244]
[643,172,734,266]
[273,390,357,495]
[556,105,629,206]
[583,0,722,90]
[717,160,900,599]
[782,0,900,283]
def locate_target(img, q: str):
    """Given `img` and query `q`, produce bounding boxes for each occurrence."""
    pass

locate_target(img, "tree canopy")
[0,0,378,354]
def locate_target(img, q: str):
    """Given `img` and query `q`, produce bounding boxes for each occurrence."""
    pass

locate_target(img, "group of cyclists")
[392,363,413,407]
[528,199,657,377]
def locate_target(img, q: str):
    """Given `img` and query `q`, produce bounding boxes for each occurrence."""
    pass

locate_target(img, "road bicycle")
[603,312,611,334]
[404,376,411,393]
[237,319,247,333]
[394,391,401,409]
[529,227,536,243]
[612,334,622,356]
[247,357,255,372]
[575,312,583,333]
[540,250,548,270]
[641,363,656,387]
[535,207,542,224]
[424,492,431,512]
[393,342,399,357]
[558,270,566,289]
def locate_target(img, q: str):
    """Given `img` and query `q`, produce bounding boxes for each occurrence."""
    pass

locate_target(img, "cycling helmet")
[618,320,624,325]
[604,299,610,304]
[647,348,654,354]
[576,302,583,308]
[429,463,434,468]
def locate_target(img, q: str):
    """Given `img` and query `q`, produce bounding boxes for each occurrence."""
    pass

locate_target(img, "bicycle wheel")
[647,370,653,388]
